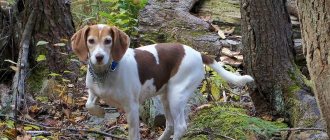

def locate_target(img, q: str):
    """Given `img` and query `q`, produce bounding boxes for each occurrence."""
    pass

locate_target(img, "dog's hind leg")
[158,94,174,140]
[167,77,204,140]
[86,90,105,117]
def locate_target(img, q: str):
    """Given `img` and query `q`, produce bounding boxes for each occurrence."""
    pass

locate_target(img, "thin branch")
[279,127,326,132]
[1,114,127,140]
[184,129,236,140]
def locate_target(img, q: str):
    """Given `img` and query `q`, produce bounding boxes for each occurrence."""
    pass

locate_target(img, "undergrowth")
[184,104,288,140]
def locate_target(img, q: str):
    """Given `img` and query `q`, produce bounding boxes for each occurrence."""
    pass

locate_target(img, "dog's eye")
[104,38,112,45]
[88,39,95,44]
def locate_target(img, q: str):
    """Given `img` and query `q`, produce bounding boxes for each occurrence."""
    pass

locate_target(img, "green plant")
[71,0,147,37]
[200,65,240,101]
[99,0,147,36]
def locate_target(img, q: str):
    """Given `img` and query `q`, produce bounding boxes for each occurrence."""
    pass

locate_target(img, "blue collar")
[110,61,118,71]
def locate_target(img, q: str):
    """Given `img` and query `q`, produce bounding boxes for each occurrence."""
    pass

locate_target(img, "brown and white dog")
[71,24,254,140]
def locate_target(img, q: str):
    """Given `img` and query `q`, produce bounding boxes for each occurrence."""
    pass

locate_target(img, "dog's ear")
[110,26,130,61]
[71,26,90,62]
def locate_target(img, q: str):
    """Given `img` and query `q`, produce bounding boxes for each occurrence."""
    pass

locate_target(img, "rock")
[0,84,11,113]
[288,89,329,140]
[139,92,207,128]
[287,0,298,18]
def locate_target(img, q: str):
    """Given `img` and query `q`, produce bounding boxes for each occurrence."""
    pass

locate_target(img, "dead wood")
[12,8,36,113]
[138,0,222,56]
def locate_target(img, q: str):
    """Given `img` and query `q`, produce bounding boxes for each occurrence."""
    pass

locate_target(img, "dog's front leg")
[125,103,140,140]
[85,90,105,117]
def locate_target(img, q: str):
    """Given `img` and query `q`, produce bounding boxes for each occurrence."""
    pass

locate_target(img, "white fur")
[90,45,110,65]
[97,24,107,30]
[137,44,160,64]
[85,44,254,140]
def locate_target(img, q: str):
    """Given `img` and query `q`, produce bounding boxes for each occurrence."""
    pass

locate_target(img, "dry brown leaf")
[220,56,242,67]
[224,27,235,35]
[29,105,40,113]
[221,47,240,57]
[218,30,226,39]
[211,24,220,31]
[234,55,243,61]
[16,134,32,140]
[261,114,273,121]
[195,104,213,111]
[74,116,86,123]
[63,108,71,118]
[10,66,18,71]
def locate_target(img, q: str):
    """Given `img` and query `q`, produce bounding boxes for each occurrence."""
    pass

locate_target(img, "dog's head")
[71,24,130,65]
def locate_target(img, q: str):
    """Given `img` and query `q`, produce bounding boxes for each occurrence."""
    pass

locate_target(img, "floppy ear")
[71,26,90,62]
[110,26,130,61]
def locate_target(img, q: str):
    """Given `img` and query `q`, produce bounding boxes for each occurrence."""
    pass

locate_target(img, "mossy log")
[138,0,222,56]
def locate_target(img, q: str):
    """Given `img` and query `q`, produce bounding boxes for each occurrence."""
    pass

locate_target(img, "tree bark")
[241,0,299,115]
[297,0,330,137]
[9,0,75,111]
[19,0,76,74]
[241,0,327,139]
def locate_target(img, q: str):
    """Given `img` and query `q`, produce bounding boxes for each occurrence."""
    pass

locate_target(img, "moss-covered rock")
[183,104,288,140]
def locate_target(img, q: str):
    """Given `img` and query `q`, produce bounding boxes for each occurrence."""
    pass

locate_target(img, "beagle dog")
[71,24,254,140]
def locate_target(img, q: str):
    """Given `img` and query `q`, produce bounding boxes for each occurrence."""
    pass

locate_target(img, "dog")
[71,24,254,140]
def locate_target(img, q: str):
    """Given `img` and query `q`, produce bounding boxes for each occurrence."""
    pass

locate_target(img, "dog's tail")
[201,54,254,86]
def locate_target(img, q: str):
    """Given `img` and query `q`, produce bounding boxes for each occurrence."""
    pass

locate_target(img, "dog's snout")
[95,54,104,62]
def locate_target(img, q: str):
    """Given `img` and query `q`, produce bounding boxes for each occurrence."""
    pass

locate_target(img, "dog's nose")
[95,54,104,62]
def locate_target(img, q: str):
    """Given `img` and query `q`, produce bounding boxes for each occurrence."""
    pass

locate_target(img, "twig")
[26,131,51,136]
[12,7,37,120]
[185,129,236,140]
[63,128,127,139]
[279,127,326,132]
[1,114,127,139]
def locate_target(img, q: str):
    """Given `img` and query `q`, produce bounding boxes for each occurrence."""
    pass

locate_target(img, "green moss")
[197,0,241,24]
[287,85,301,94]
[27,66,48,94]
[184,104,288,140]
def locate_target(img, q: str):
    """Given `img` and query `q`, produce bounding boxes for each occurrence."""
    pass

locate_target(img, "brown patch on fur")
[71,26,90,61]
[110,26,130,61]
[134,43,185,91]
[201,54,214,64]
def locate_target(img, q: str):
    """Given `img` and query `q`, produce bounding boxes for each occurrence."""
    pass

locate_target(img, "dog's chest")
[90,83,125,107]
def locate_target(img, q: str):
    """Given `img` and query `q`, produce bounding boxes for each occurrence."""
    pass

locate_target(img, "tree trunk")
[241,0,300,116]
[297,0,330,137]
[241,0,327,139]
[18,0,76,74]
[10,0,76,111]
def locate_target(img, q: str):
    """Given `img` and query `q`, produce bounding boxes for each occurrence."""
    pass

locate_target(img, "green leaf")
[36,55,46,62]
[49,72,61,77]
[62,78,70,82]
[36,41,49,46]
[6,120,14,128]
[63,70,72,73]
[36,96,48,103]
[23,126,33,130]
